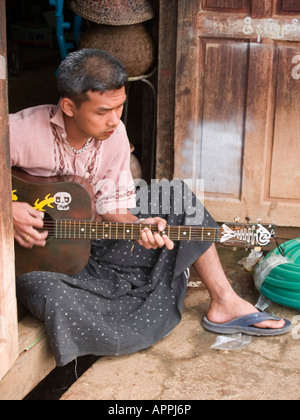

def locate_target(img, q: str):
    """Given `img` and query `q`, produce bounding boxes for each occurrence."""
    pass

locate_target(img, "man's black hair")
[56,48,128,107]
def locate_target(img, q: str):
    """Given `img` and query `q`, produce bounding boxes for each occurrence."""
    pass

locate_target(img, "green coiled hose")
[254,238,300,310]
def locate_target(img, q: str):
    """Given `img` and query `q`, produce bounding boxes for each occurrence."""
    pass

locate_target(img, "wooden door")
[174,0,300,227]
[0,0,18,380]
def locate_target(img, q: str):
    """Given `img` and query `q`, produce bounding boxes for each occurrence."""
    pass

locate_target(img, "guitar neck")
[42,220,274,246]
[45,220,218,242]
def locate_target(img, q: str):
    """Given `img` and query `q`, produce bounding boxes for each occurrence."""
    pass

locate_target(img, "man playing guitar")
[10,49,290,367]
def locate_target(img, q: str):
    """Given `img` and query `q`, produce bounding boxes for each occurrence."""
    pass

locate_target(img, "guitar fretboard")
[43,220,220,242]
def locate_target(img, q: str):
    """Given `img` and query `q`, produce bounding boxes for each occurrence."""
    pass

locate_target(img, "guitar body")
[12,168,95,276]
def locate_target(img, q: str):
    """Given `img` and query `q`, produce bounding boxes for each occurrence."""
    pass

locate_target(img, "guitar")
[12,168,276,276]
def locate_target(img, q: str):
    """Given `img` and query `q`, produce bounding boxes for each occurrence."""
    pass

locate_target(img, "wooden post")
[0,0,18,381]
[156,0,178,180]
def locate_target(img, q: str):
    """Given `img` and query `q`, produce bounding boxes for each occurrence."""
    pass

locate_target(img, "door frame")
[0,0,19,381]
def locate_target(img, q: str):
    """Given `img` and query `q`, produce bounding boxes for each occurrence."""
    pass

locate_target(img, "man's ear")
[60,97,76,117]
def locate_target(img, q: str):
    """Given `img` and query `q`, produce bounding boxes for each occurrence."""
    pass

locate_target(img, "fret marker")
[207,232,211,236]
[81,228,85,232]
[183,232,187,235]
[126,229,130,233]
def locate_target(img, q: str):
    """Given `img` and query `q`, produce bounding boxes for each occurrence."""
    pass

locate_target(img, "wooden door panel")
[196,38,248,198]
[175,0,300,226]
[269,45,300,200]
[280,0,300,12]
[203,0,250,12]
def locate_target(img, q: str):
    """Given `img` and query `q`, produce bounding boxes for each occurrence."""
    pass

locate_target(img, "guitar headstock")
[219,219,276,247]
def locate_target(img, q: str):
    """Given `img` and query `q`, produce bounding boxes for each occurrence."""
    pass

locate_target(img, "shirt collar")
[50,100,65,130]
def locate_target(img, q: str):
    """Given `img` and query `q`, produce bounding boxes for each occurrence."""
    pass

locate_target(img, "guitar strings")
[39,221,239,241]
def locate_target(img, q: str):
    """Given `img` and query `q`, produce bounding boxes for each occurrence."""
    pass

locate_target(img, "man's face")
[70,87,127,141]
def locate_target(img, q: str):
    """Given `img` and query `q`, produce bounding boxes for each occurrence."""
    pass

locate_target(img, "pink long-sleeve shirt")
[9,103,136,214]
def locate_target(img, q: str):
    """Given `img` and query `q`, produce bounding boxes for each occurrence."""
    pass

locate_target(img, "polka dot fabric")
[16,181,216,366]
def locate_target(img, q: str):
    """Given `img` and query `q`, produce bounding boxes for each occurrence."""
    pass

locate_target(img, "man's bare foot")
[192,244,286,331]
[207,292,286,330]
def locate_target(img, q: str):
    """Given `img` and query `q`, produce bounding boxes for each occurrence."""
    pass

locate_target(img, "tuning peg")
[256,218,262,224]
[234,217,240,223]
[245,217,250,224]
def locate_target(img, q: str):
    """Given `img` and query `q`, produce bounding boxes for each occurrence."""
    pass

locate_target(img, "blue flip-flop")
[202,311,292,336]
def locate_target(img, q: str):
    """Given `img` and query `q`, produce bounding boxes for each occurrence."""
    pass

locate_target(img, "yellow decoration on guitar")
[12,189,18,201]
[12,188,54,211]
[33,194,55,212]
